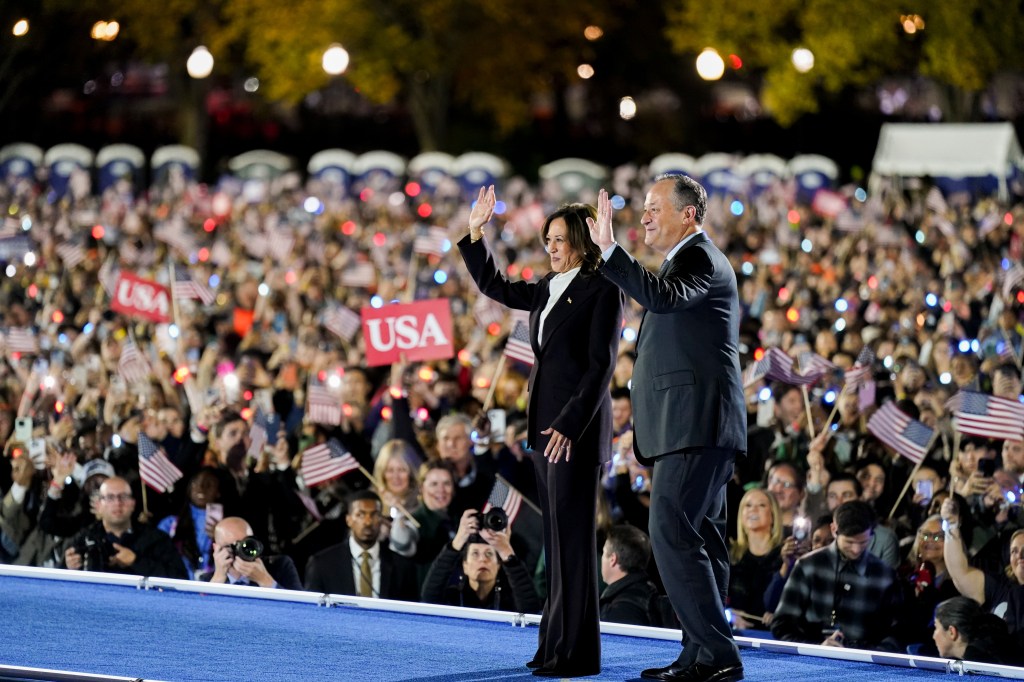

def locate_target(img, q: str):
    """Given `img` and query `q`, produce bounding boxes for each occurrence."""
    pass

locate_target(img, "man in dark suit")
[589,175,746,682]
[304,490,418,601]
[200,516,302,590]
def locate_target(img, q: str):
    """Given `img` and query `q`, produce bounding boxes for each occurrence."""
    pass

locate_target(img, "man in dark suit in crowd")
[200,516,302,590]
[589,175,747,682]
[304,490,418,601]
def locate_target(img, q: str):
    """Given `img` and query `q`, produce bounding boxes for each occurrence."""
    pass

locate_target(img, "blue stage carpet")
[0,576,971,681]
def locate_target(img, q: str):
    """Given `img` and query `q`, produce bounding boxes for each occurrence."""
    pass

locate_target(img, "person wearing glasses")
[766,461,805,533]
[901,514,960,652]
[60,476,186,579]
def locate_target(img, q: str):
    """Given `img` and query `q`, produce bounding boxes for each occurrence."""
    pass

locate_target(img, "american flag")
[171,266,215,306]
[473,296,505,328]
[154,219,196,256]
[796,351,837,382]
[137,433,183,493]
[98,257,120,297]
[300,438,359,487]
[413,227,449,257]
[307,380,342,426]
[55,240,87,269]
[323,305,362,342]
[945,391,1024,442]
[504,311,535,366]
[741,347,813,387]
[844,346,876,390]
[118,338,151,385]
[925,186,948,214]
[834,210,865,232]
[866,401,935,464]
[267,231,296,263]
[246,410,272,460]
[482,476,524,525]
[5,327,39,355]
[340,261,376,288]
[1003,263,1024,301]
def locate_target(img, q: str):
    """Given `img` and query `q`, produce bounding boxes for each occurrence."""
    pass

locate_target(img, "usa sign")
[362,298,454,367]
[110,272,172,323]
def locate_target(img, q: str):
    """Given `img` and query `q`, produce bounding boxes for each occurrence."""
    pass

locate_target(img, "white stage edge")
[3,565,1023,679]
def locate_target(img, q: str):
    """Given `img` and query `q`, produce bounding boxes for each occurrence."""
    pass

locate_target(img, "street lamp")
[696,48,725,81]
[791,48,815,73]
[187,46,214,79]
[12,19,28,37]
[322,44,350,75]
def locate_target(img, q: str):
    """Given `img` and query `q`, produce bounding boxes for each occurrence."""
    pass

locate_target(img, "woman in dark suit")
[459,186,622,678]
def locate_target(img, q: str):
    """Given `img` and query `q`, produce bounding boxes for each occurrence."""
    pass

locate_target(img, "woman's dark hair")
[541,203,602,275]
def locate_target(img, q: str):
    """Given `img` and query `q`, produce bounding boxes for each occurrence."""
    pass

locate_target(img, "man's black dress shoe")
[526,659,542,670]
[640,662,692,681]
[660,662,744,682]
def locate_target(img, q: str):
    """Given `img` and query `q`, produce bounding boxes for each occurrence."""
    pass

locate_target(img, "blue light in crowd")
[622,327,637,342]
[370,295,384,308]
[494,201,507,215]
[834,298,848,312]
[925,293,938,307]
[758,387,772,401]
[958,339,971,353]
[209,274,220,288]
[1003,258,1011,271]
[189,253,198,264]
[834,318,847,332]
[611,195,626,210]
[730,200,744,216]
[83,322,94,334]
[940,372,952,384]
[854,188,868,202]
[741,262,754,276]
[883,355,893,368]
[824,390,837,404]
[168,325,179,339]
[303,197,324,214]
[442,239,452,253]
[831,422,839,431]
[433,270,448,284]
[801,239,812,253]
[971,339,980,353]
[21,216,32,230]
[58,333,68,345]
[915,231,926,244]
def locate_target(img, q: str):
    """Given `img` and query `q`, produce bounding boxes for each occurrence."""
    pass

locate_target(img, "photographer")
[61,477,186,579]
[201,516,301,590]
[421,508,540,613]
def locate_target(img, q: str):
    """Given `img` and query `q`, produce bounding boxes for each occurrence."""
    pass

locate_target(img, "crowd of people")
[1,156,1024,669]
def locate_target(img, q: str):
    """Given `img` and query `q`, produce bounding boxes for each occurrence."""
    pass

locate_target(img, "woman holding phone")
[459,186,622,678]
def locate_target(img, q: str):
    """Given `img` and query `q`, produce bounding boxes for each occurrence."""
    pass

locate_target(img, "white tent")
[870,122,1023,198]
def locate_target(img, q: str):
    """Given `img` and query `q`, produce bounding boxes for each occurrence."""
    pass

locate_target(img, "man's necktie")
[359,551,372,597]
[658,259,672,276]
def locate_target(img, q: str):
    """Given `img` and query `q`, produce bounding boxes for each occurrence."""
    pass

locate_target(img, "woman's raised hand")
[468,185,496,241]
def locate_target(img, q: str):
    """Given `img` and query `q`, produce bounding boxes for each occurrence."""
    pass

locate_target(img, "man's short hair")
[345,489,381,514]
[435,413,472,439]
[610,387,631,402]
[214,411,245,437]
[827,472,862,497]
[653,173,708,225]
[605,525,651,574]
[833,500,876,537]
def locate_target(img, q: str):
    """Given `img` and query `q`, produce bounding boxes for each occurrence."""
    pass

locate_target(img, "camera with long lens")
[227,536,264,562]
[75,535,116,571]
[473,507,508,532]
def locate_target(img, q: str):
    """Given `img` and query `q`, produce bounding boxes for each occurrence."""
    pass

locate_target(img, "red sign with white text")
[361,299,454,367]
[110,272,172,323]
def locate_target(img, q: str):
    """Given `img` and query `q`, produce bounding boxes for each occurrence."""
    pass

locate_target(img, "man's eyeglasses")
[96,493,133,503]
[768,477,796,489]
[917,532,944,542]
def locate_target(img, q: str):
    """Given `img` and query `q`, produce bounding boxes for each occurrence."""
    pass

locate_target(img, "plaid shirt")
[771,541,903,650]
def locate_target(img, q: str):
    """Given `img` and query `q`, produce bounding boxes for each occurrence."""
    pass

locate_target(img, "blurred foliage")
[664,0,1024,125]
[43,0,618,151]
